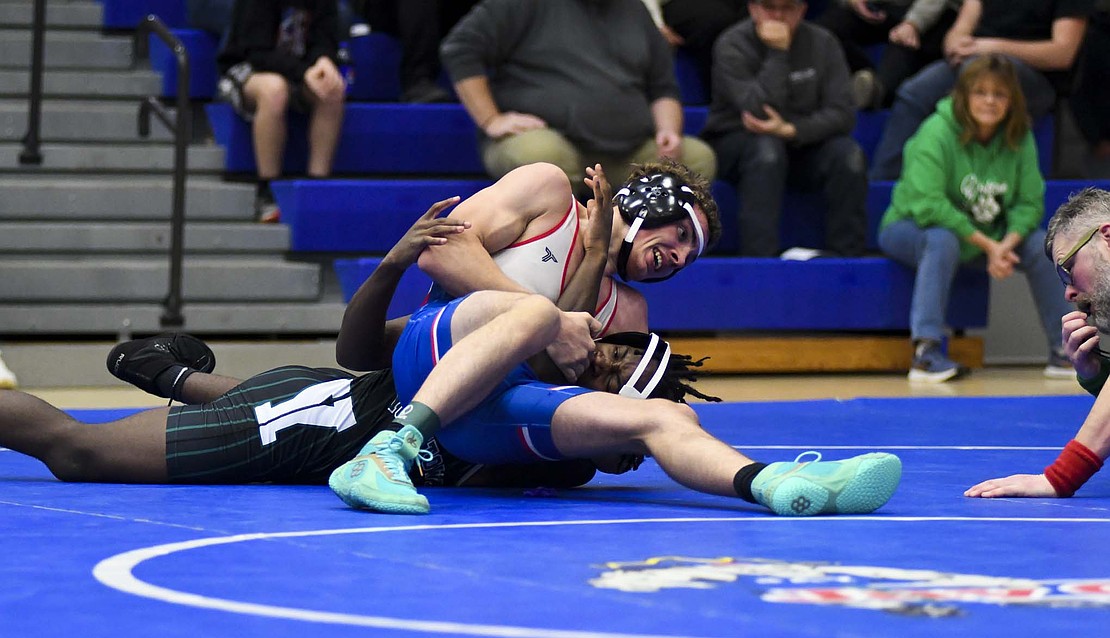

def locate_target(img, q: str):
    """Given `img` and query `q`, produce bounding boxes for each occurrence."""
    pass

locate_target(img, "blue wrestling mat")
[2,395,1108,638]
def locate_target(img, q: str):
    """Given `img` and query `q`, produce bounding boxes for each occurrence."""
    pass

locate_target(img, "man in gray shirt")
[440,0,717,191]
[702,0,867,257]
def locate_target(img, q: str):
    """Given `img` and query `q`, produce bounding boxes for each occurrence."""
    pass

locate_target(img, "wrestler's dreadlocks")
[649,351,722,404]
[597,332,722,404]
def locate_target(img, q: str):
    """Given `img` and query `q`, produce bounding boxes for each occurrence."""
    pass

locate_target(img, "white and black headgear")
[596,331,672,400]
[613,172,705,283]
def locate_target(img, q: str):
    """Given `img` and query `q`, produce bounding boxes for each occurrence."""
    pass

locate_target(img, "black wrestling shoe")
[106,333,216,398]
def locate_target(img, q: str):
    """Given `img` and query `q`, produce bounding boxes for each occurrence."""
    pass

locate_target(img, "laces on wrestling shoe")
[413,447,435,478]
[792,451,821,464]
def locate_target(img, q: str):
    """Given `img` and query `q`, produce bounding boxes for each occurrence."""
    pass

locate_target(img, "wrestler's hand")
[381,196,469,271]
[582,164,614,255]
[1063,309,1102,379]
[546,311,601,382]
[964,473,1057,498]
[592,454,645,475]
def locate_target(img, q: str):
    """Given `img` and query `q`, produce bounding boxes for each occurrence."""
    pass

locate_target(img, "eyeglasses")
[1056,226,1101,286]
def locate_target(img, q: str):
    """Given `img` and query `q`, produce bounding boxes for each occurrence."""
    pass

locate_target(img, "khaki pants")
[481,128,717,193]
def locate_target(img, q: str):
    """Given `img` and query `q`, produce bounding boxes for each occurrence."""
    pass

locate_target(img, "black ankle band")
[733,462,768,504]
[153,365,193,402]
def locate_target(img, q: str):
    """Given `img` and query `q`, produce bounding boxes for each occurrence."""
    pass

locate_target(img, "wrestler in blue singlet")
[391,294,592,464]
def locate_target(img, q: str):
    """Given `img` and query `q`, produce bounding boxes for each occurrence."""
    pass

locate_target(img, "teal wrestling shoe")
[751,451,901,516]
[329,425,430,514]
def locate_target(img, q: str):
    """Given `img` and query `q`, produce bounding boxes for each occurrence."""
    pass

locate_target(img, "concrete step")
[0,257,321,302]
[0,222,289,253]
[0,30,133,70]
[0,99,173,142]
[3,338,345,388]
[0,1,103,29]
[0,301,346,339]
[0,142,224,173]
[0,69,162,99]
[0,176,254,219]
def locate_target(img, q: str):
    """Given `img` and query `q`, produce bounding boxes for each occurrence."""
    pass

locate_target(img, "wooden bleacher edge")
[663,334,983,374]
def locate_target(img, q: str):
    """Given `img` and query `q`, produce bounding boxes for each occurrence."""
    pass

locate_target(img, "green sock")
[392,401,441,438]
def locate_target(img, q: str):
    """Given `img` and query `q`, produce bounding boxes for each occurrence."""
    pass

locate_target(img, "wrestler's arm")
[336,198,470,371]
[416,163,569,297]
[552,164,612,316]
[526,284,649,383]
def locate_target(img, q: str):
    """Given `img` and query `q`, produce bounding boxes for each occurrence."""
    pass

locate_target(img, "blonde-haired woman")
[878,54,1071,382]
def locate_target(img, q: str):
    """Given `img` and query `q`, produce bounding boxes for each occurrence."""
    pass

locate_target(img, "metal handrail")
[134,14,191,328]
[19,0,46,165]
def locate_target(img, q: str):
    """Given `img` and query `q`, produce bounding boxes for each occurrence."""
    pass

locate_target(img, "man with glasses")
[966,187,1110,499]
[701,0,868,257]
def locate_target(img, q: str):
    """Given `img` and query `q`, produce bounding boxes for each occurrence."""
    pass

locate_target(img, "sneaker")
[908,340,966,383]
[0,351,17,389]
[1044,347,1074,379]
[779,247,833,261]
[106,333,216,398]
[254,193,280,223]
[851,69,884,111]
[751,451,902,516]
[329,425,432,514]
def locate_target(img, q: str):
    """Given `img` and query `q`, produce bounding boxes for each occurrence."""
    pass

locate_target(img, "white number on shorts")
[255,379,357,446]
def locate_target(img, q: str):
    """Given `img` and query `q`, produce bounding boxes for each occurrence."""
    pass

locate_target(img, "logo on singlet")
[542,247,558,263]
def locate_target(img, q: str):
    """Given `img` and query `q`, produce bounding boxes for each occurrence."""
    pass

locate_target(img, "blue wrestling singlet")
[391,295,593,464]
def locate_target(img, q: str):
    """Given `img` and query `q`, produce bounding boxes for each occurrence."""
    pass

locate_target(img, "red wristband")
[1044,440,1103,497]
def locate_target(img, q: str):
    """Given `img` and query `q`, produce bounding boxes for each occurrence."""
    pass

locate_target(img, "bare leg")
[243,73,290,181]
[410,291,560,425]
[0,390,170,482]
[176,372,243,405]
[550,392,755,497]
[306,87,344,177]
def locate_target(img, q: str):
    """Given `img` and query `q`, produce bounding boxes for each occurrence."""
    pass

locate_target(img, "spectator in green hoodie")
[877,54,1071,383]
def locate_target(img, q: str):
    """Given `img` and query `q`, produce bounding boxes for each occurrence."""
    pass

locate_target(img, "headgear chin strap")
[598,331,672,400]
[614,172,705,283]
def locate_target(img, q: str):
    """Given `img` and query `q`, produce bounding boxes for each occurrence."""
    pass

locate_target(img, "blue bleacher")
[100,0,186,29]
[148,28,220,99]
[273,179,490,252]
[334,256,990,332]
[206,102,485,175]
[185,24,1082,337]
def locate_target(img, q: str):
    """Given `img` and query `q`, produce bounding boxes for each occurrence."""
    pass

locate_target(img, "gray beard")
[1087,255,1110,334]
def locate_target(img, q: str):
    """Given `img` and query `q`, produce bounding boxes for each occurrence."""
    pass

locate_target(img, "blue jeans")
[710,130,868,256]
[868,57,1058,181]
[878,220,1069,351]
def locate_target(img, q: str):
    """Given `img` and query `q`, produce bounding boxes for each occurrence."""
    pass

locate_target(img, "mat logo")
[588,556,1110,616]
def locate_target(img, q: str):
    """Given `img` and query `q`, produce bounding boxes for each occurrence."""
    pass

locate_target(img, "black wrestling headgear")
[613,172,705,283]
[596,331,672,400]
